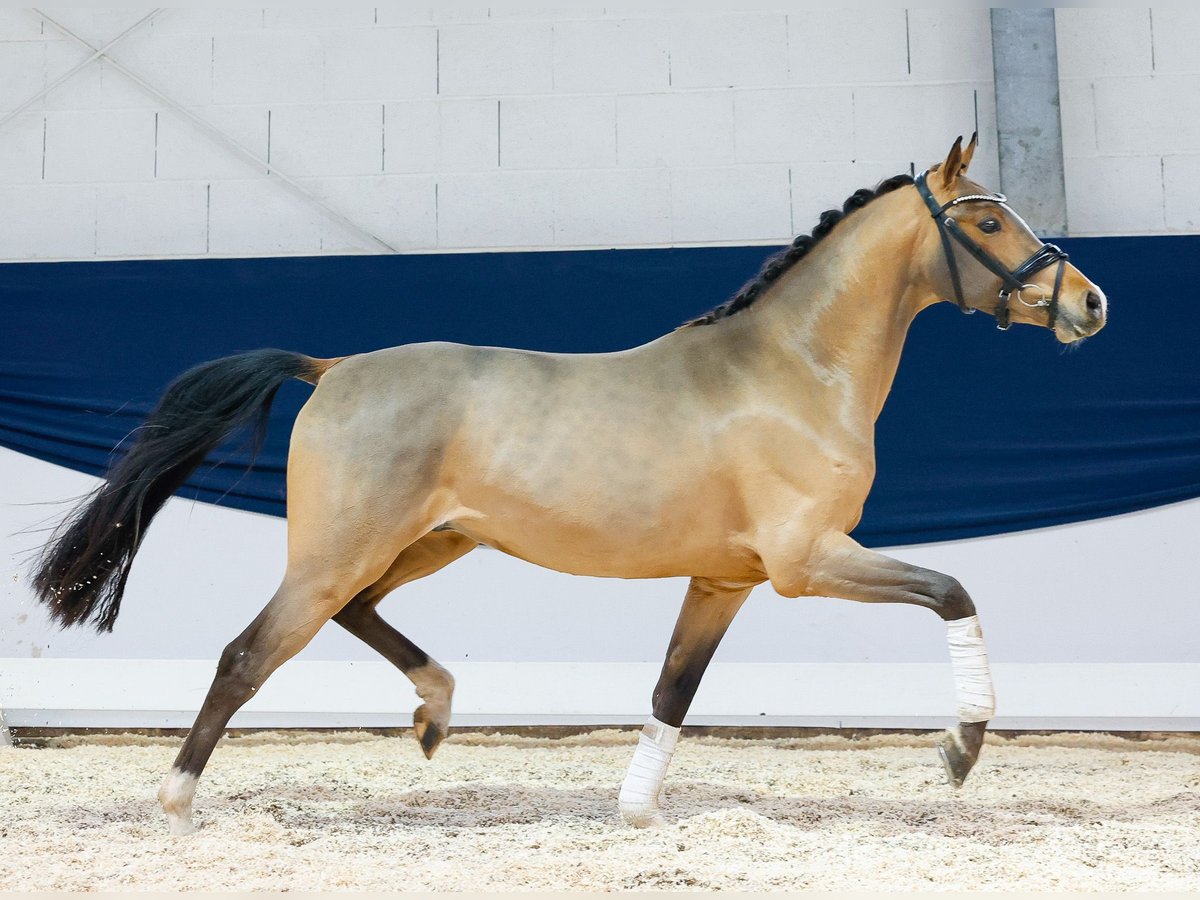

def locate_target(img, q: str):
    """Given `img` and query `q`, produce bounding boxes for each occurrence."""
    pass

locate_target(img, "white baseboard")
[2,658,1196,731]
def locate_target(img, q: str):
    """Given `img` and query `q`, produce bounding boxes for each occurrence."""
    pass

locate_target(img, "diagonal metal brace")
[34,9,400,254]
[0,10,161,134]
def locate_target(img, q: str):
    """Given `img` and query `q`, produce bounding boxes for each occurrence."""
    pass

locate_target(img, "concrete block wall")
[2,8,1192,260]
[0,7,1001,260]
[1056,8,1200,235]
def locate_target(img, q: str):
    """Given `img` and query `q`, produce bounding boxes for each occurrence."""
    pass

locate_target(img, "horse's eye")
[978,218,1001,234]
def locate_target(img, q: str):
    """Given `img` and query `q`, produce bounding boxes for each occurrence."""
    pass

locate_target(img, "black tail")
[32,348,324,632]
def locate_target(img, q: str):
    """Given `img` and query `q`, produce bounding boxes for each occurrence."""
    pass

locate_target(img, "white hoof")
[158,768,198,836]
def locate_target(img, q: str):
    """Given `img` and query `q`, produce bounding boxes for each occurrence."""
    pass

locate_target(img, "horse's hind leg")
[333,531,477,759]
[158,501,433,833]
[619,577,753,827]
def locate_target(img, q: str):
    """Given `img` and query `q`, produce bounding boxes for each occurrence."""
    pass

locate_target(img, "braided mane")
[680,173,916,328]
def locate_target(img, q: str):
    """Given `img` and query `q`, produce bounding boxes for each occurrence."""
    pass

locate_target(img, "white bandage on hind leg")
[618,716,679,825]
[946,615,996,722]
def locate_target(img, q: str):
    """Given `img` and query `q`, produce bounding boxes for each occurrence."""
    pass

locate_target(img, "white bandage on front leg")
[618,716,680,827]
[946,615,996,722]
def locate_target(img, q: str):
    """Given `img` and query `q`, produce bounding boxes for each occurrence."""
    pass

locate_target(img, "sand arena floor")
[0,729,1197,892]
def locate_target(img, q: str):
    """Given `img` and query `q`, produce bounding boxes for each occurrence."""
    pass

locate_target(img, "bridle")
[915,170,1069,330]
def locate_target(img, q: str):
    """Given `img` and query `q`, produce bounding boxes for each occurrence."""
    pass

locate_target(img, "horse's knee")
[212,640,264,704]
[930,574,975,620]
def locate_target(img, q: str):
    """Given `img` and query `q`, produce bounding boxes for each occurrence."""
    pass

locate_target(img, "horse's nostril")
[1085,292,1103,315]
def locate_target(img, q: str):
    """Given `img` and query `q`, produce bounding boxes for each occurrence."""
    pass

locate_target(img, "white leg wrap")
[946,615,996,722]
[618,716,679,827]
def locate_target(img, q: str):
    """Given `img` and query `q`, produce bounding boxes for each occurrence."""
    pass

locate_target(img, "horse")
[32,135,1107,835]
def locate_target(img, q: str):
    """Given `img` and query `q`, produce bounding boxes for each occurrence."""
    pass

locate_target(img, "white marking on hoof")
[158,768,198,836]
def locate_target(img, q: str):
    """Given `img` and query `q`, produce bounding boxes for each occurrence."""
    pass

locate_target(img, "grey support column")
[990,9,1068,235]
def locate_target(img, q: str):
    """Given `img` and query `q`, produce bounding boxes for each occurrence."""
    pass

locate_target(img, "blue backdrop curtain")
[2,235,1198,547]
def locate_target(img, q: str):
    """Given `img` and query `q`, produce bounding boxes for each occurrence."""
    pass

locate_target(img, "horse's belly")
[440,484,759,581]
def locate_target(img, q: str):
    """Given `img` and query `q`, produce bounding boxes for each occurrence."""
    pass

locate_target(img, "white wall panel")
[1092,76,1200,156]
[153,106,269,181]
[107,33,215,108]
[667,13,788,90]
[1148,9,1200,74]
[437,21,554,97]
[0,183,94,259]
[0,8,50,41]
[550,19,669,94]
[436,171,555,248]
[206,178,324,255]
[0,10,1191,256]
[669,165,790,244]
[0,37,50,103]
[616,92,735,168]
[552,167,672,246]
[1163,154,1200,231]
[499,96,616,170]
[906,9,995,82]
[1056,8,1154,80]
[309,174,437,252]
[852,84,985,168]
[42,108,156,182]
[788,159,911,237]
[786,9,908,85]
[262,8,378,32]
[1057,8,1200,236]
[383,98,498,173]
[321,26,438,101]
[212,31,325,104]
[146,9,264,36]
[733,87,854,164]
[1064,155,1165,236]
[268,102,384,177]
[0,112,44,184]
[95,181,208,257]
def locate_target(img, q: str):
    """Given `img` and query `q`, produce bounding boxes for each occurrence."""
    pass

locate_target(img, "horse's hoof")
[165,813,197,836]
[412,705,445,760]
[619,803,665,828]
[938,721,987,788]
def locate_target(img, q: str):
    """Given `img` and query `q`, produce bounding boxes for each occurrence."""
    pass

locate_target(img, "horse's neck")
[734,206,930,427]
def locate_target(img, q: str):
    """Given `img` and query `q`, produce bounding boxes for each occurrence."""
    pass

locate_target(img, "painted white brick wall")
[1057,8,1200,236]
[0,7,1188,262]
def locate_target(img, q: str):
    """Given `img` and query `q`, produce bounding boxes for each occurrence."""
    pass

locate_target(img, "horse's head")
[917,135,1106,343]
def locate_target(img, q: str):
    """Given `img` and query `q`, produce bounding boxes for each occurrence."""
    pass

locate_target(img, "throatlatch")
[914,171,1069,330]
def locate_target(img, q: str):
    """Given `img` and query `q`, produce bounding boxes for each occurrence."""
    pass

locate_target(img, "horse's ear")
[960,131,978,175]
[938,135,965,189]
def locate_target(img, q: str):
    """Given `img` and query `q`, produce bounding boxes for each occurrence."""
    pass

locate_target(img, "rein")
[915,170,1068,330]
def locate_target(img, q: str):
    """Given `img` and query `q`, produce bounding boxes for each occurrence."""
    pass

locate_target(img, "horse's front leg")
[619,577,753,827]
[792,532,996,786]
